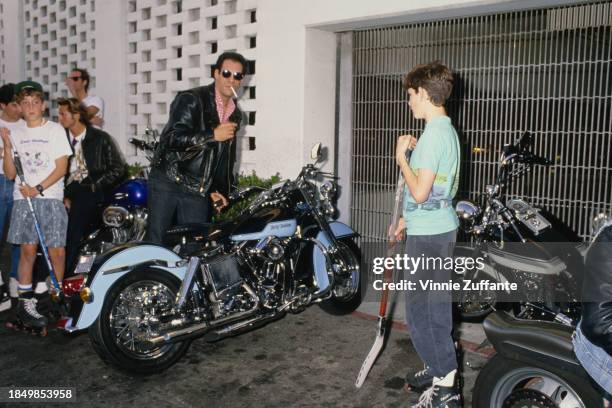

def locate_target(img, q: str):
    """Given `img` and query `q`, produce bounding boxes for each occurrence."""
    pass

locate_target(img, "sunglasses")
[69,76,82,81]
[221,69,244,81]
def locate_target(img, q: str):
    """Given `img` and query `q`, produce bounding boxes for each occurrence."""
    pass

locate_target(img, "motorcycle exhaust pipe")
[141,283,260,350]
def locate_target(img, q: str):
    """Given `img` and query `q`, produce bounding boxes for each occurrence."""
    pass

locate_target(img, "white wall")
[0,0,24,83]
[254,0,586,180]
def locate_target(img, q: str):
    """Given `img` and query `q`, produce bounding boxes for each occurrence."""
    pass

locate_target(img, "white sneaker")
[34,280,48,294]
[0,291,10,312]
[9,277,19,298]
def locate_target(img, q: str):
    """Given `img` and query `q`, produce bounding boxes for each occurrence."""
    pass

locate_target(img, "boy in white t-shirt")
[0,81,72,330]
[0,83,25,311]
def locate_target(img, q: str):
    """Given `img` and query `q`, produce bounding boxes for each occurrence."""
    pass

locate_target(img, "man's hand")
[391,217,406,242]
[19,184,39,198]
[213,123,237,142]
[0,127,11,150]
[64,198,71,211]
[395,135,417,166]
[210,191,229,213]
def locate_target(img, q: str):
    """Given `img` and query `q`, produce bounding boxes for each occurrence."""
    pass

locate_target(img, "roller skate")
[5,297,49,336]
[0,285,11,312]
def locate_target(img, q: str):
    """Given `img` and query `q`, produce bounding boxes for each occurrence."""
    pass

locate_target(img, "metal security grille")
[351,2,612,242]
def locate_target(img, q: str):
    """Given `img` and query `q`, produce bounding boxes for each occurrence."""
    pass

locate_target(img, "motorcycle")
[471,311,604,407]
[471,218,612,408]
[454,132,586,322]
[58,144,363,374]
[74,128,158,257]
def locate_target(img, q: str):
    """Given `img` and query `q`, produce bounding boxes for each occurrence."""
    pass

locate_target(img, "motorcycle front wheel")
[319,239,362,315]
[472,354,602,408]
[89,268,191,374]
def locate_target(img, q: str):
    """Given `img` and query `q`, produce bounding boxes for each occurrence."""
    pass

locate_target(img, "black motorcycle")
[59,144,363,374]
[472,219,611,407]
[454,132,585,321]
[471,310,604,407]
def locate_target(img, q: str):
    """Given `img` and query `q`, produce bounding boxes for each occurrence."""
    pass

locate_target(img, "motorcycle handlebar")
[129,138,156,152]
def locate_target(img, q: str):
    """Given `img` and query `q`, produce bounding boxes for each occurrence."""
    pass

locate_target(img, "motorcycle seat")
[484,311,580,369]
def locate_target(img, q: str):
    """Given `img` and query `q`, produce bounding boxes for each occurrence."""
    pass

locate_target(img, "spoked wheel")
[473,354,601,408]
[89,268,191,374]
[502,389,557,408]
[320,239,362,315]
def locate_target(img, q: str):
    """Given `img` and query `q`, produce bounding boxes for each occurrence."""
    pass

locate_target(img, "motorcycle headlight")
[102,206,132,228]
[320,180,336,197]
[456,200,481,232]
[591,212,612,240]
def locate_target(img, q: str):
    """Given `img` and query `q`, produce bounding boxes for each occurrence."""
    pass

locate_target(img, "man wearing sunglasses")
[146,51,246,244]
[65,68,105,129]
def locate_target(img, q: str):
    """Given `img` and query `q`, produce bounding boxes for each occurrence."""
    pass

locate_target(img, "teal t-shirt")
[403,116,460,235]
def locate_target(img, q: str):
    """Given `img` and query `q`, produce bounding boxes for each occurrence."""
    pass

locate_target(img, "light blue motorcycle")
[60,144,362,374]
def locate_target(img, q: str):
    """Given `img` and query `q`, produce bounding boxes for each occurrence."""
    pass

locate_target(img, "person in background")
[58,97,127,273]
[0,83,25,310]
[65,68,105,129]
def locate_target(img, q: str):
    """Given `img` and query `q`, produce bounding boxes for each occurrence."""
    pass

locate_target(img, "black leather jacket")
[152,83,242,197]
[65,126,128,198]
[581,224,612,355]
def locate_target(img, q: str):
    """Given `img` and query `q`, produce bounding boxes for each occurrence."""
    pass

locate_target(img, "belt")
[405,199,453,212]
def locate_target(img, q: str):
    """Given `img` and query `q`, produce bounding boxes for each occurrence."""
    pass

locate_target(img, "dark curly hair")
[403,61,453,107]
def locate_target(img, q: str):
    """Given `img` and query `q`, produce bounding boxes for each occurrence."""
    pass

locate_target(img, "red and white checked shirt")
[215,89,236,124]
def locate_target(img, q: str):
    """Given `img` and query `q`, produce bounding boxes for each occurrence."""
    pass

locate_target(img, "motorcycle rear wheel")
[320,239,362,315]
[89,267,191,374]
[472,354,602,408]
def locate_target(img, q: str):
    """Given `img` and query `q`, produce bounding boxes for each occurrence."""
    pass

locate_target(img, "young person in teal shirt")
[395,61,462,408]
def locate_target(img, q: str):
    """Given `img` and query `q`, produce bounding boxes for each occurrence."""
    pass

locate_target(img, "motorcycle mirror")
[518,132,532,152]
[310,143,322,161]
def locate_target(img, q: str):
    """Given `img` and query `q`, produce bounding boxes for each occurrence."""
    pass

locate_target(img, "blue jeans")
[404,229,458,378]
[0,174,20,280]
[573,321,612,395]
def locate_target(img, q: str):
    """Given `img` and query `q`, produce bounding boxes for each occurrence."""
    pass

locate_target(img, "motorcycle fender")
[69,244,187,331]
[312,222,358,295]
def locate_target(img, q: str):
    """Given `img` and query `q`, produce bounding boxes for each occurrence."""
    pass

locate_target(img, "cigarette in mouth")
[230,86,238,99]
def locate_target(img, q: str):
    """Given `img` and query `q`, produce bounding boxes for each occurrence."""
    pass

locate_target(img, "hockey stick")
[7,133,62,294]
[355,170,405,388]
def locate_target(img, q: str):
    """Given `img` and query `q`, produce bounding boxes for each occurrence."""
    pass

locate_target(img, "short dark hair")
[0,83,17,105]
[72,68,91,92]
[403,61,454,107]
[214,52,247,74]
[57,97,90,126]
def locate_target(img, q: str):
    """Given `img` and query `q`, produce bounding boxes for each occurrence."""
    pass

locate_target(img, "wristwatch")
[35,184,45,196]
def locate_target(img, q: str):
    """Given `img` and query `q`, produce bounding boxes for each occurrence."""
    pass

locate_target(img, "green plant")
[127,162,145,178]
[213,171,282,221]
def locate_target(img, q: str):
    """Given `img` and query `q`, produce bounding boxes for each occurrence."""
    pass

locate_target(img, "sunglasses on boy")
[221,69,244,81]
[68,76,82,81]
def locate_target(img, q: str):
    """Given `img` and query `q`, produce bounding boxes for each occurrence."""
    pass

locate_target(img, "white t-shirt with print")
[11,120,72,201]
[0,117,26,175]
[83,95,104,129]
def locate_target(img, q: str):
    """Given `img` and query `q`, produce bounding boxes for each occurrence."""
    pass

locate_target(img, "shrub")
[214,171,282,221]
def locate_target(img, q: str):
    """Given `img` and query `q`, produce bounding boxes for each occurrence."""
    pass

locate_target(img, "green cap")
[15,80,44,94]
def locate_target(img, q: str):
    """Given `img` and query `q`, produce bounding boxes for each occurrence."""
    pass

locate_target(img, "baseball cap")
[15,80,44,94]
